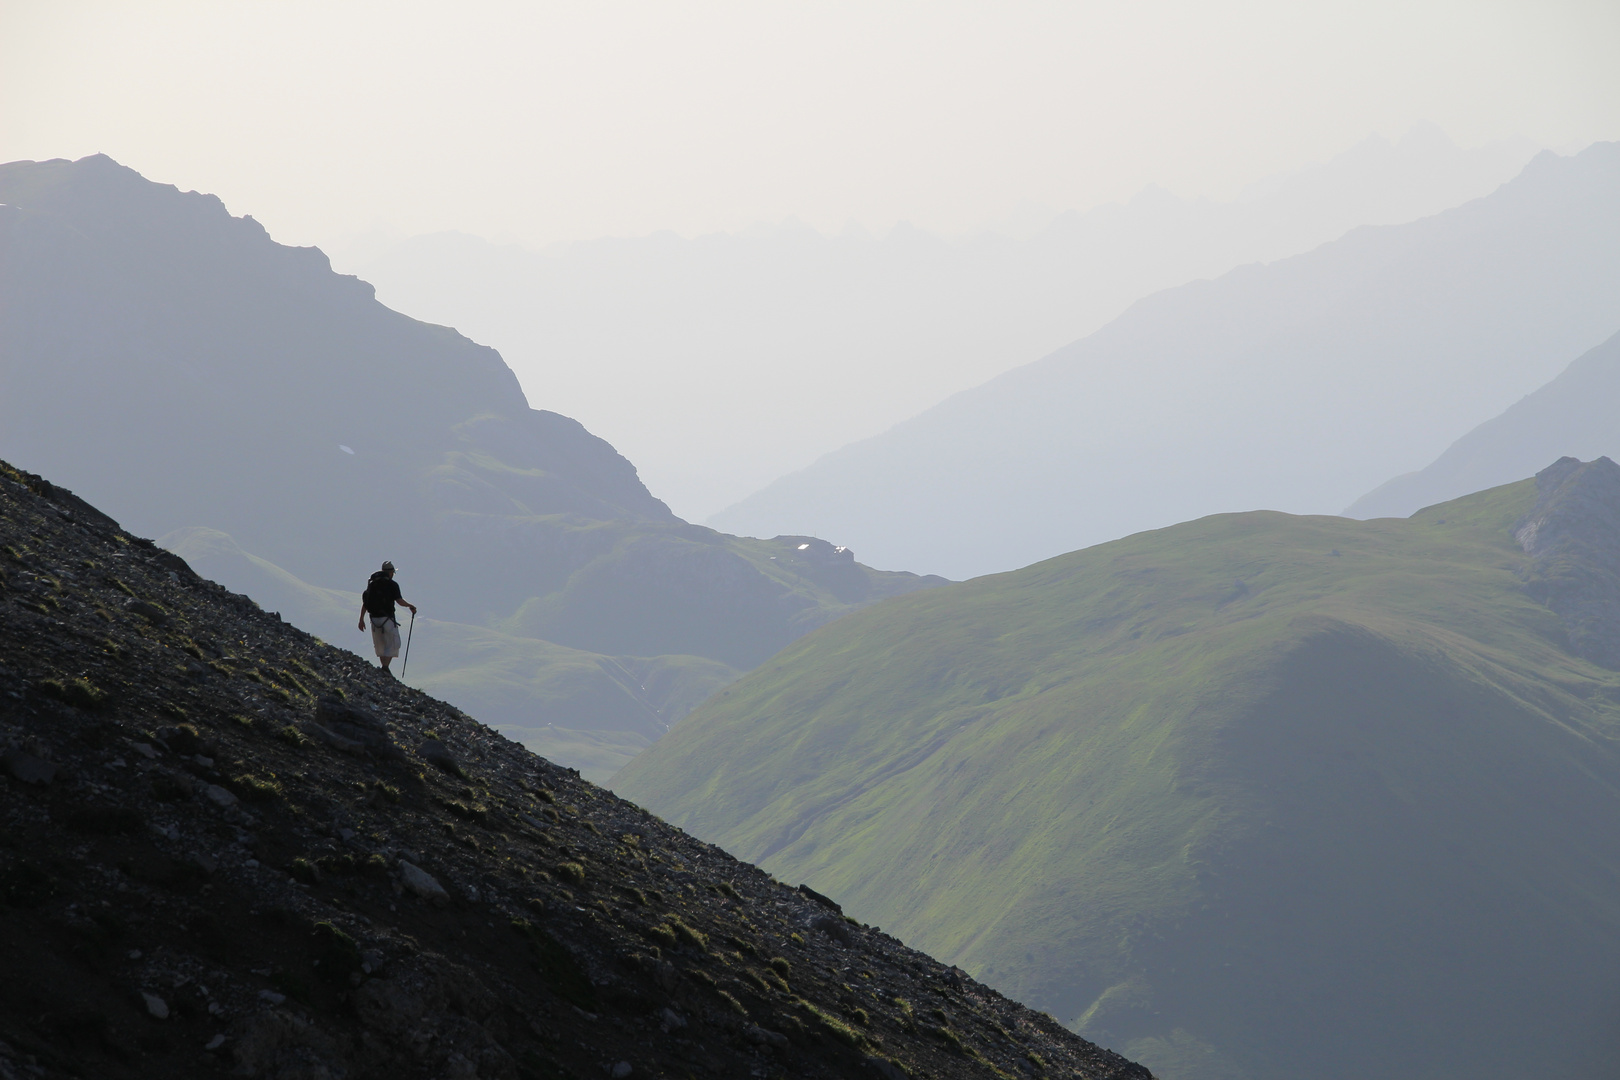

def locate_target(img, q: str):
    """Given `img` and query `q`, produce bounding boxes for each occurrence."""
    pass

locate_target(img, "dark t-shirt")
[364,575,403,620]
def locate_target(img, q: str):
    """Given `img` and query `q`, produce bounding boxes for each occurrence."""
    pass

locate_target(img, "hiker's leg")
[373,618,401,671]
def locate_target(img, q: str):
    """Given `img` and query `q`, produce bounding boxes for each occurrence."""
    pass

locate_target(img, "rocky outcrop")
[0,457,1147,1079]
[1515,455,1620,668]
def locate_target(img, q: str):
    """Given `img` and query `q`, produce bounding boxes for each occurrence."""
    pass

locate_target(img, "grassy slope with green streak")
[160,526,738,783]
[615,479,1620,1080]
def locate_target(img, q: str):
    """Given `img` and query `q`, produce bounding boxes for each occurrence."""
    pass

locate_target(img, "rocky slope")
[0,458,1143,1080]
[1515,456,1620,669]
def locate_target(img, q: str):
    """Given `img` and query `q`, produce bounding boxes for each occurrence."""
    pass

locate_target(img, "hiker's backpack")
[362,571,392,617]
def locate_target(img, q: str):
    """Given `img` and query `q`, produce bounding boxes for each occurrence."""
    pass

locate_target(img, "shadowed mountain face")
[1348,329,1620,519]
[709,143,1620,580]
[0,456,1145,1080]
[0,155,943,771]
[619,461,1620,1080]
[0,154,658,628]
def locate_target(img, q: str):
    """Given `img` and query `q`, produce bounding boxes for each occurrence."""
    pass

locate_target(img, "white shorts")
[370,616,401,658]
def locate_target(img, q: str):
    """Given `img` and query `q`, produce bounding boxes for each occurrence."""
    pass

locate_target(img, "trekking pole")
[401,610,416,679]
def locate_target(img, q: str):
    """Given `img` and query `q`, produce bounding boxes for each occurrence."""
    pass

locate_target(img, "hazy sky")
[4,1,1617,251]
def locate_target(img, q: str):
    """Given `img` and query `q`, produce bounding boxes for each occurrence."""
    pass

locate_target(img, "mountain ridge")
[345,123,1536,519]
[1347,328,1620,519]
[708,142,1620,579]
[0,153,944,775]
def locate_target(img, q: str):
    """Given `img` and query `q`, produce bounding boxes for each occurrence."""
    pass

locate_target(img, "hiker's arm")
[357,602,367,632]
[398,595,418,615]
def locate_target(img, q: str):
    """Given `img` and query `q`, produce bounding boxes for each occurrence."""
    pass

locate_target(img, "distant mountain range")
[1348,329,1620,518]
[0,154,942,778]
[709,142,1620,580]
[343,124,1536,519]
[618,458,1620,1080]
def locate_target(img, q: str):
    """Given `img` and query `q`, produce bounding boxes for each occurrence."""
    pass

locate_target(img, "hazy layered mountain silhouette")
[0,154,942,775]
[710,142,1620,580]
[620,461,1620,1080]
[1348,328,1620,518]
[344,124,1535,519]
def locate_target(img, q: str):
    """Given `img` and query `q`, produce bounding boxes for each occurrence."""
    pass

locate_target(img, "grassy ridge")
[615,479,1620,1079]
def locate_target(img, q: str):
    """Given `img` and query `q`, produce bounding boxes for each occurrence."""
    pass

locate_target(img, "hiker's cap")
[381,560,395,573]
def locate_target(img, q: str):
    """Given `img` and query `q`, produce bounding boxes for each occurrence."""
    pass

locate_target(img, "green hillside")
[615,466,1620,1080]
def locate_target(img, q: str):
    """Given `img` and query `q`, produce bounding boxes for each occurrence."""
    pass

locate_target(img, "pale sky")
[3,1,1617,251]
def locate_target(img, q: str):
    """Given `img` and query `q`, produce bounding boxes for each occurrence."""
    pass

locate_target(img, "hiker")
[358,560,417,674]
